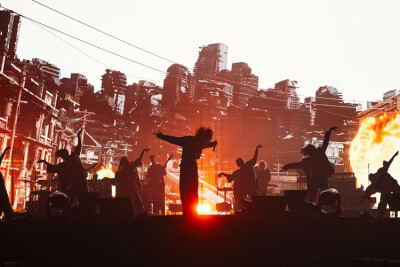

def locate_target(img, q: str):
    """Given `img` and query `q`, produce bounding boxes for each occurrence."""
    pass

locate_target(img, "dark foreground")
[1,214,400,266]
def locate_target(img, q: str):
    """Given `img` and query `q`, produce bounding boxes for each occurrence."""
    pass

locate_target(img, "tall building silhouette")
[162,64,192,107]
[193,43,228,97]
[219,62,258,108]
[274,79,300,110]
[101,69,127,115]
[0,10,21,71]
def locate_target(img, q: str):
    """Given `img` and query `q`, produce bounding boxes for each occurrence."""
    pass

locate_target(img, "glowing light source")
[350,113,400,188]
[196,204,211,214]
[96,168,115,180]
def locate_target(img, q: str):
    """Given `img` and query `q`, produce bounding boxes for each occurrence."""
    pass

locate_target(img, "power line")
[30,20,164,83]
[2,5,385,108]
[31,0,384,106]
[31,0,177,65]
[1,6,168,75]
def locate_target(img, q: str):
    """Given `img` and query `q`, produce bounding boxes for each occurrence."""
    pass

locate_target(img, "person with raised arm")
[281,126,338,203]
[38,128,87,201]
[115,148,150,215]
[147,153,173,215]
[361,151,400,218]
[0,147,13,221]
[218,144,262,211]
[155,127,217,216]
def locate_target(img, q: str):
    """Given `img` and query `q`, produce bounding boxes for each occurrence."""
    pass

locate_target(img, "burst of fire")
[350,113,400,188]
[96,168,115,180]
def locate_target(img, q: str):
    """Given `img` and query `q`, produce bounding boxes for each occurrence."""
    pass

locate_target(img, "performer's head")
[195,127,213,144]
[149,155,156,164]
[236,158,245,168]
[301,144,316,156]
[119,157,129,170]
[258,160,266,170]
[55,149,69,160]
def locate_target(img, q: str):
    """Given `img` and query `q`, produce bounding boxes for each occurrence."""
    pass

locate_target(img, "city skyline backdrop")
[2,0,399,105]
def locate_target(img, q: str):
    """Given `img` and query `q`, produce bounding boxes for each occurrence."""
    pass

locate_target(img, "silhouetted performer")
[281,126,337,203]
[115,148,149,215]
[218,144,262,211]
[0,147,13,221]
[38,128,88,201]
[255,160,271,196]
[147,154,173,215]
[155,127,217,216]
[361,151,400,218]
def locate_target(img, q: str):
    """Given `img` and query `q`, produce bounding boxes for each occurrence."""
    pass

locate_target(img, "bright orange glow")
[96,168,115,180]
[350,113,400,188]
[196,204,211,214]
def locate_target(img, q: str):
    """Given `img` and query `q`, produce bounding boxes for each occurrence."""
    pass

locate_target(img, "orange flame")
[350,113,400,188]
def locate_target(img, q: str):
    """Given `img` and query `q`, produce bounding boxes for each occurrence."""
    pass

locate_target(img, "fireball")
[350,113,400,188]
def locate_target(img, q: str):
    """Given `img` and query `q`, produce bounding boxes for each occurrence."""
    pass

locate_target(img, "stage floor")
[0,215,399,266]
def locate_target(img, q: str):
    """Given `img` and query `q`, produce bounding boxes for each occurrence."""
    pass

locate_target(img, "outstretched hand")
[143,148,150,152]
[395,151,399,157]
[212,140,218,151]
[329,126,339,132]
[5,146,11,151]
[37,159,46,164]
[257,144,263,149]
[153,130,163,138]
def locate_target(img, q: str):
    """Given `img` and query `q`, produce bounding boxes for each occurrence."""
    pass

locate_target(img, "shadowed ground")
[0,215,399,266]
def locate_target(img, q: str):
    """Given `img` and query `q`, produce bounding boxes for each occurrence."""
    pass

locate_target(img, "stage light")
[96,168,115,180]
[196,204,211,214]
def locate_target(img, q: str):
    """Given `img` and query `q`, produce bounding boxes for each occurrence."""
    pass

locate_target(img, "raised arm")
[250,144,263,166]
[322,126,338,152]
[132,148,150,167]
[385,151,399,171]
[0,147,10,165]
[154,131,185,146]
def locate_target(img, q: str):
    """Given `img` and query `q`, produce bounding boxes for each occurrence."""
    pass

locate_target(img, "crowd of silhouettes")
[3,122,400,220]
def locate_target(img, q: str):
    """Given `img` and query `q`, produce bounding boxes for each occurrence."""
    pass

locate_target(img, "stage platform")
[1,215,400,266]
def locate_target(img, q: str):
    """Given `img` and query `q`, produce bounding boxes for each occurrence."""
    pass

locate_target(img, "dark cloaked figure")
[281,126,337,203]
[147,154,173,215]
[115,148,149,215]
[39,128,87,201]
[361,151,400,218]
[218,145,262,211]
[254,160,271,196]
[0,147,13,221]
[155,127,217,216]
